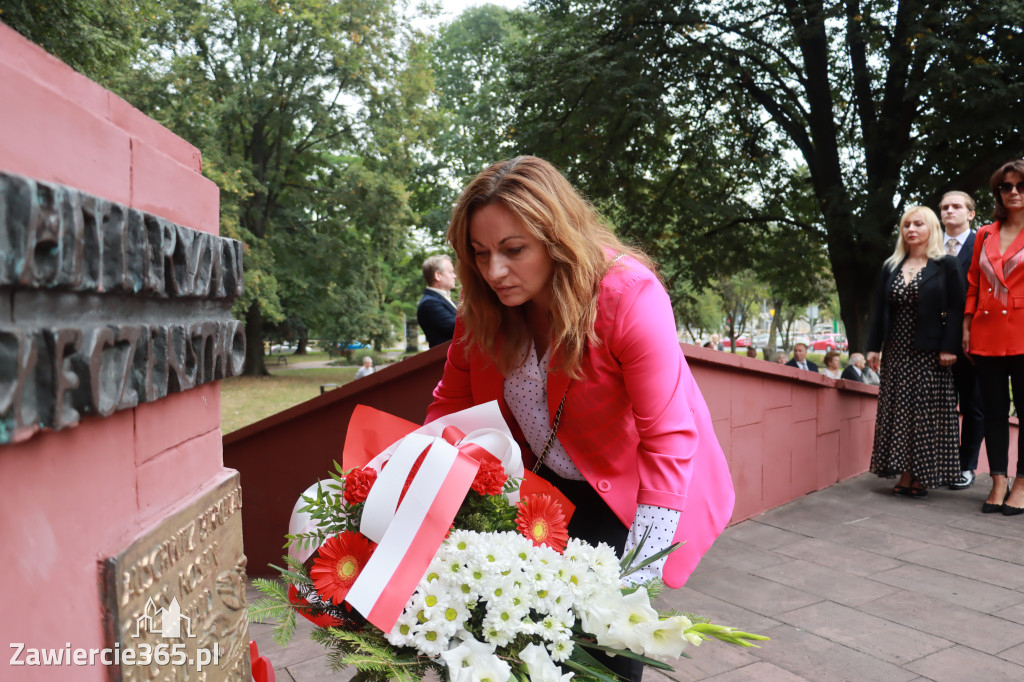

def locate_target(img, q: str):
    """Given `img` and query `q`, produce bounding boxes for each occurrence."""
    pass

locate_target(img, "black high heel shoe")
[1003,490,1024,516]
[983,491,1010,514]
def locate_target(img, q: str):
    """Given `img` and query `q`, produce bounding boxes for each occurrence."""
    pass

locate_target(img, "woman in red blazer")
[426,157,735,681]
[964,159,1024,515]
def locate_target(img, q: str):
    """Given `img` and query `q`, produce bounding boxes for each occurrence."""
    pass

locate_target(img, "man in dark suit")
[841,353,867,382]
[940,191,985,490]
[785,342,818,372]
[417,254,457,347]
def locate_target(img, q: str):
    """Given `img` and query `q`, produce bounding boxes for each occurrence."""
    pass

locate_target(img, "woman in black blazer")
[866,206,965,497]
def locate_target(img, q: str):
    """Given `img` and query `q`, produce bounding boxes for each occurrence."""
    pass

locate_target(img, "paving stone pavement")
[247,472,1024,681]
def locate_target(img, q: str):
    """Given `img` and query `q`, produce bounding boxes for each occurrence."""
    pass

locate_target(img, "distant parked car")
[721,335,752,349]
[791,335,812,349]
[810,333,848,352]
[752,334,771,348]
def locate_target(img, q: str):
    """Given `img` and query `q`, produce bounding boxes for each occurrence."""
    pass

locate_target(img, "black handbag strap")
[531,386,569,474]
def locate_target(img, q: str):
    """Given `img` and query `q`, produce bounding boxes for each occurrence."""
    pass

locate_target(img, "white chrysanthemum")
[558,559,594,599]
[446,529,482,555]
[520,642,575,681]
[601,588,660,653]
[536,609,574,641]
[563,538,619,576]
[481,602,530,648]
[386,607,419,648]
[478,573,519,608]
[480,619,516,648]
[433,552,466,588]
[532,577,572,613]
[410,618,454,657]
[546,634,574,663]
[434,597,472,634]
[408,582,451,624]
[635,615,695,659]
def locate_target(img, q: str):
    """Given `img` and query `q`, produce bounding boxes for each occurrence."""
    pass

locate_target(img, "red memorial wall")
[1,23,249,681]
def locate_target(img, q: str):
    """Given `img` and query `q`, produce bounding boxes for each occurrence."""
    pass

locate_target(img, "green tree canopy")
[115,0,434,374]
[0,0,150,82]
[505,0,1024,350]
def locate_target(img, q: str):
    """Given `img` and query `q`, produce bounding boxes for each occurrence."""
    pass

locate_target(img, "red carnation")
[471,455,508,496]
[343,467,378,505]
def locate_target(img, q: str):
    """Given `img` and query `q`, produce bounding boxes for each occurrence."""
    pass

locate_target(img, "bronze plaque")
[102,473,250,681]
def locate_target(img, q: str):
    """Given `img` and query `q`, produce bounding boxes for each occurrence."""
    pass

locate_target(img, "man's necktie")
[946,239,960,256]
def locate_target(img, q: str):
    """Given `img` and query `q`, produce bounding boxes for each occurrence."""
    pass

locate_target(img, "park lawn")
[266,350,332,363]
[220,366,358,434]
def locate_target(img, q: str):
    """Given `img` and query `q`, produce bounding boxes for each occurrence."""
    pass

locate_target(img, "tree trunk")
[767,299,783,351]
[405,316,420,353]
[828,207,894,354]
[243,301,270,376]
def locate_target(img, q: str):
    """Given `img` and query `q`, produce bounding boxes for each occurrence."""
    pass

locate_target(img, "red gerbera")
[516,494,569,553]
[310,531,376,605]
[471,455,508,496]
[343,466,378,505]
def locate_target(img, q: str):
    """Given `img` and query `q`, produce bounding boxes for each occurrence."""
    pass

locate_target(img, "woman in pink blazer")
[426,156,735,680]
[963,159,1024,515]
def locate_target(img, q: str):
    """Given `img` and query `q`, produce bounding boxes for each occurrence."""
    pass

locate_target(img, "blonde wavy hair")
[447,156,651,378]
[884,205,946,269]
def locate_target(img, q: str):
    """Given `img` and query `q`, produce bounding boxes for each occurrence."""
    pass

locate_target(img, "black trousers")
[953,350,985,471]
[973,354,1024,476]
[538,466,644,682]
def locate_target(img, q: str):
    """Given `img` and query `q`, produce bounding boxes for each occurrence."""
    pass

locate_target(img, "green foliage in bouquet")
[452,476,522,534]
[250,456,768,681]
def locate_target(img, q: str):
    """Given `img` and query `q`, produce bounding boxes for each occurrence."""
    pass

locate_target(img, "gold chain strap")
[532,388,569,474]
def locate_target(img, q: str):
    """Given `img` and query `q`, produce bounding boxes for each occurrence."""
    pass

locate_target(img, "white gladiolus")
[520,643,576,681]
[636,615,694,658]
[602,588,661,652]
[441,636,509,682]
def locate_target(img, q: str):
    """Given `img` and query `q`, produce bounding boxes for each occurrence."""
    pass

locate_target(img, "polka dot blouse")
[503,341,680,582]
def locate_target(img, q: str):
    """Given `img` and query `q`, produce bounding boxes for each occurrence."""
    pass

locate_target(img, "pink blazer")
[426,256,735,587]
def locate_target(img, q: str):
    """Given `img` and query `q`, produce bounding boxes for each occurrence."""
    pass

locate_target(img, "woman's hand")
[866,351,879,367]
[939,351,957,368]
[962,315,972,355]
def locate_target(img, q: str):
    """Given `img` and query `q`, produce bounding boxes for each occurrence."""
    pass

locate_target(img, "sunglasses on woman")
[997,181,1024,195]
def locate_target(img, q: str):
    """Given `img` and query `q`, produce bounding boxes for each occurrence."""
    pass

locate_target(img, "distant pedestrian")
[772,350,787,364]
[863,354,881,385]
[709,333,724,350]
[745,347,758,359]
[355,356,375,378]
[841,353,868,382]
[785,343,818,372]
[417,254,458,347]
[820,350,842,379]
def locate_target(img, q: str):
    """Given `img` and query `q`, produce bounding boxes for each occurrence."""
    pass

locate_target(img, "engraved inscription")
[103,475,250,682]
[0,171,246,446]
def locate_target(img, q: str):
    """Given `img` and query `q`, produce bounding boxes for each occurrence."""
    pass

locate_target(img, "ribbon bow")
[289,402,557,632]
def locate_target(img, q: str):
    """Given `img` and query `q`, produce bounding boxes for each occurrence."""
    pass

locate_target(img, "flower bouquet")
[250,403,765,681]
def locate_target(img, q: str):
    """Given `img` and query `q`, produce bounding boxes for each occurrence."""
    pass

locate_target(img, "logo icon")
[132,597,194,639]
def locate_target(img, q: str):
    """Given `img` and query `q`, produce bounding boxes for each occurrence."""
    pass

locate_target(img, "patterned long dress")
[870,270,960,488]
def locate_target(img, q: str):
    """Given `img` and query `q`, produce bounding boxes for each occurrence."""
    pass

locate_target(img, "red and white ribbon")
[287,402,524,632]
[346,435,480,628]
